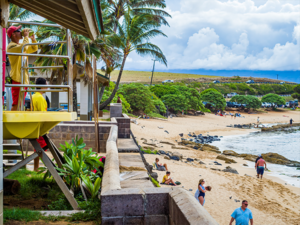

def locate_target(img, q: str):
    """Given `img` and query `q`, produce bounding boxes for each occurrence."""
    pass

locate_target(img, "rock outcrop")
[216,155,237,164]
[221,150,300,166]
[261,123,300,132]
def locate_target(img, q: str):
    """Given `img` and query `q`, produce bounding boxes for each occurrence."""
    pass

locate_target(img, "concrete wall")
[110,103,122,118]
[101,127,219,225]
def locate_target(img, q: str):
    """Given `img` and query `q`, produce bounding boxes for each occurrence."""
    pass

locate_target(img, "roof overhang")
[8,0,104,40]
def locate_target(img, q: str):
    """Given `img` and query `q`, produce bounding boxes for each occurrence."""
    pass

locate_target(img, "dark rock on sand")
[210,168,221,171]
[222,166,239,174]
[164,156,170,160]
[199,161,206,165]
[187,158,194,162]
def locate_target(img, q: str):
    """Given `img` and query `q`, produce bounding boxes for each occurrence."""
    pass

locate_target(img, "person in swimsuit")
[255,156,267,179]
[198,179,206,206]
[155,158,168,171]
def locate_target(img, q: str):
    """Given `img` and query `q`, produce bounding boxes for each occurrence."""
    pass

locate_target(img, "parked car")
[280,82,285,84]
[286,102,290,107]
[246,80,255,84]
[262,102,271,108]
[226,101,240,108]
[162,79,174,84]
[213,80,220,84]
[227,92,238,98]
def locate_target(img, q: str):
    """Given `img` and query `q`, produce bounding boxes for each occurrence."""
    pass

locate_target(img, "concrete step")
[3,154,23,160]
[3,143,22,150]
[117,138,139,152]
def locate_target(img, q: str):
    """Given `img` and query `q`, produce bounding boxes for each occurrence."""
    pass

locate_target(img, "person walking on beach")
[255,156,267,179]
[257,117,260,125]
[162,171,176,185]
[229,200,253,225]
[198,179,206,206]
[290,118,294,127]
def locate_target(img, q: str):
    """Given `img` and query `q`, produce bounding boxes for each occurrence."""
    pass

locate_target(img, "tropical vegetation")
[261,93,286,108]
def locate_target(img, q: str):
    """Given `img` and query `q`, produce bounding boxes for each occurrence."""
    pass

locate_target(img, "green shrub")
[118,83,156,113]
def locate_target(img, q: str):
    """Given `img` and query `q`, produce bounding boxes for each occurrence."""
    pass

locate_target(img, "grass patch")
[147,112,167,119]
[105,70,218,83]
[127,113,139,118]
[140,147,158,154]
[6,169,61,200]
[3,208,43,223]
[102,109,109,113]
[149,176,160,187]
[3,150,22,154]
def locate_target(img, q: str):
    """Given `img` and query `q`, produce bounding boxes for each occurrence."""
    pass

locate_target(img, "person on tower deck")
[7,26,38,111]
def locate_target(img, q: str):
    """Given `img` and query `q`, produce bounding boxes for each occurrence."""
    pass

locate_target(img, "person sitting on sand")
[255,156,267,179]
[162,171,176,185]
[155,158,168,171]
[198,179,206,206]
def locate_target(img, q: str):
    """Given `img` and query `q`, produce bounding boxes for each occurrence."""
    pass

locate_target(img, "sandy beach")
[131,109,300,225]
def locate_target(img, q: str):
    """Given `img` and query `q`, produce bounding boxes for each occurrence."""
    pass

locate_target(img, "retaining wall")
[22,120,117,153]
[101,128,219,225]
[114,114,130,138]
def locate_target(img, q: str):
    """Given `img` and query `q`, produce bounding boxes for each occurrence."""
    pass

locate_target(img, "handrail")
[23,66,64,69]
[8,20,63,28]
[5,84,70,88]
[6,52,69,58]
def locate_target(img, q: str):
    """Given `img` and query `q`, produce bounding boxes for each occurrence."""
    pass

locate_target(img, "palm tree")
[34,21,102,112]
[9,3,35,20]
[99,9,167,109]
[104,0,171,32]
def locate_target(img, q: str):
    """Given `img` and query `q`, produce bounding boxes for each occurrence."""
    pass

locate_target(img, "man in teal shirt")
[229,200,253,225]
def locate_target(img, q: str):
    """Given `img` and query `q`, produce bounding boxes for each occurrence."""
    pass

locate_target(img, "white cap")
[258,154,262,157]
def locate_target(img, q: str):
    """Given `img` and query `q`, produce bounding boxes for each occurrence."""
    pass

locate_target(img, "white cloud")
[121,0,300,71]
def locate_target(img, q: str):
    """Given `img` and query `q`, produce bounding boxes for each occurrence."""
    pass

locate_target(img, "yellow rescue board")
[3,111,77,139]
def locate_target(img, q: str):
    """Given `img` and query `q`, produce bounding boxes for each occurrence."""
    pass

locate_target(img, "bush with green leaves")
[292,84,300,100]
[161,94,187,112]
[230,95,261,110]
[261,93,285,108]
[39,136,103,201]
[200,89,226,111]
[118,83,156,113]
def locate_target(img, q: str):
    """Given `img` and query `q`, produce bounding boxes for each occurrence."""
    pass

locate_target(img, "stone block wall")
[23,121,115,153]
[114,114,130,138]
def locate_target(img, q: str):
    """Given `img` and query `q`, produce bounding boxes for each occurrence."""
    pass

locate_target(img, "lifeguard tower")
[0,0,107,217]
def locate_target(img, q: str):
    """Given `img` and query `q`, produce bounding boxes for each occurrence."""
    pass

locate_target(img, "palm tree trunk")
[72,51,78,113]
[100,54,127,110]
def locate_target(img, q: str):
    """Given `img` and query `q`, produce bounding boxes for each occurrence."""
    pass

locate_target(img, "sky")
[118,0,300,78]
[28,0,300,81]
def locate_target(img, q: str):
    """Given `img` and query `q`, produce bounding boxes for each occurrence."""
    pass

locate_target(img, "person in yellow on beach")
[32,77,48,171]
[162,171,176,185]
[7,26,38,111]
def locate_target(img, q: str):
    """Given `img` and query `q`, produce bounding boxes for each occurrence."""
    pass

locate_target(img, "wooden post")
[66,29,73,112]
[93,56,99,152]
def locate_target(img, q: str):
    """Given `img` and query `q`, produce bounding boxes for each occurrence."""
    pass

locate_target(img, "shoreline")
[131,110,300,224]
